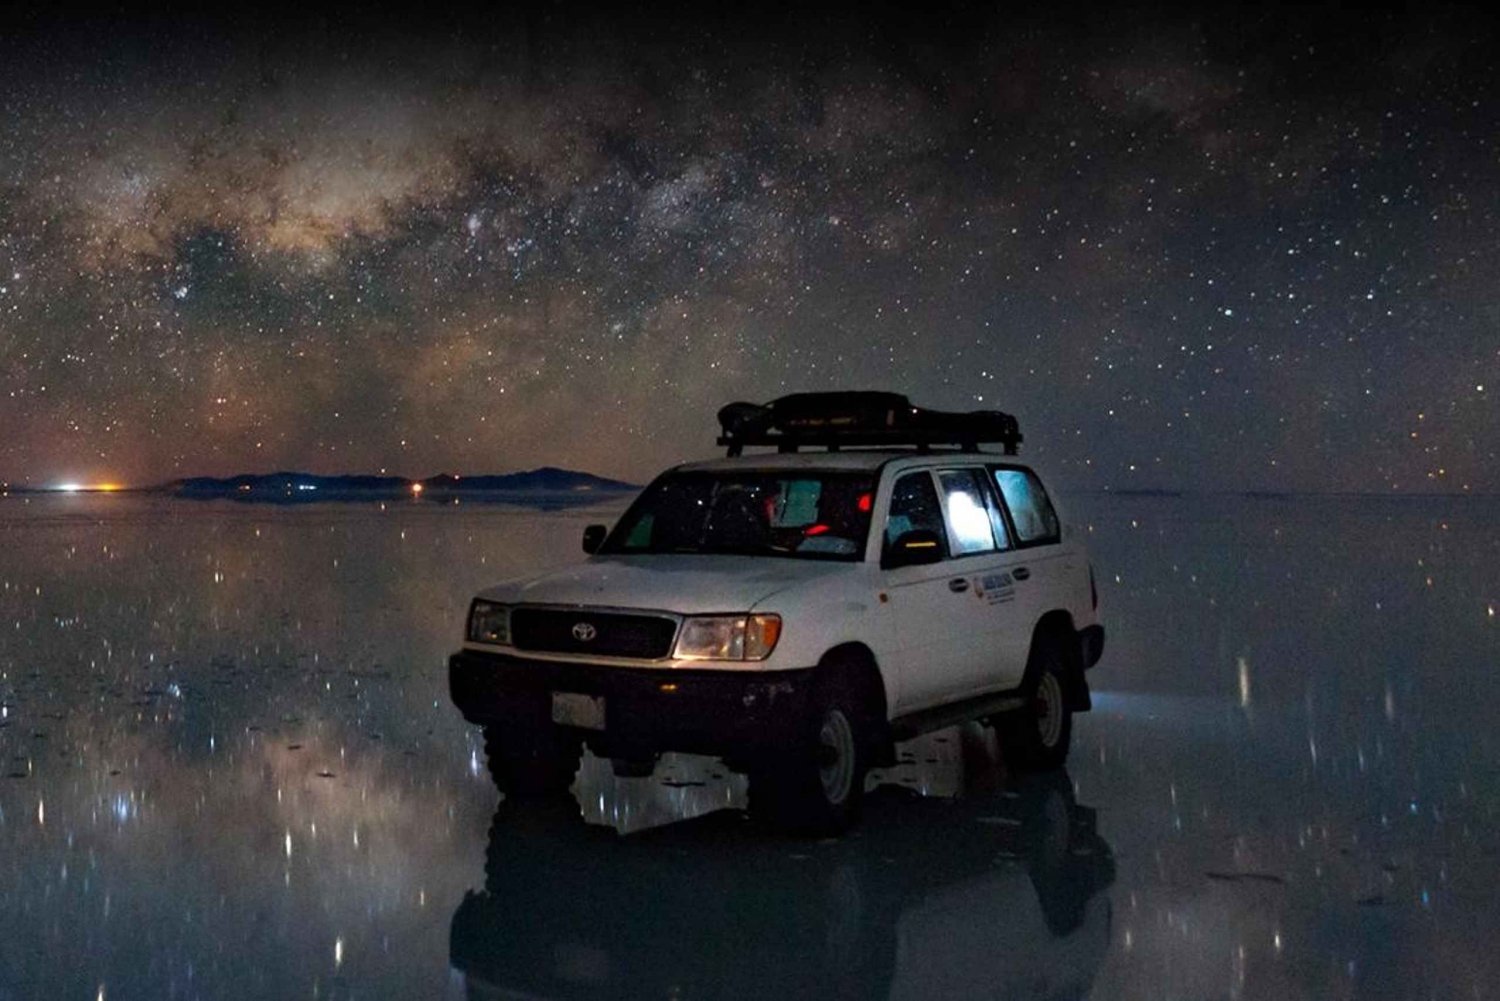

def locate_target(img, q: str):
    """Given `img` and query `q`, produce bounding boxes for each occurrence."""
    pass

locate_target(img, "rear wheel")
[483,724,582,799]
[997,638,1073,771]
[749,685,868,835]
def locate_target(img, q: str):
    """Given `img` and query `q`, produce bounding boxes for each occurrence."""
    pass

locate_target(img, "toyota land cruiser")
[449,392,1105,833]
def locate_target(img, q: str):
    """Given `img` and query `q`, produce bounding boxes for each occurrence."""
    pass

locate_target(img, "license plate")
[551,691,605,731]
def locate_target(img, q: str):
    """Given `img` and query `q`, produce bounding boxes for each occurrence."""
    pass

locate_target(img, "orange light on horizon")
[410,482,424,496]
[55,482,125,493]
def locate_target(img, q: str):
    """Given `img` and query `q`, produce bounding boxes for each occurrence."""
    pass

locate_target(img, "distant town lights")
[410,482,424,495]
[53,482,123,493]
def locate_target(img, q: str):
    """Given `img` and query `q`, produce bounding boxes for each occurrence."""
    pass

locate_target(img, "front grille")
[509,608,678,659]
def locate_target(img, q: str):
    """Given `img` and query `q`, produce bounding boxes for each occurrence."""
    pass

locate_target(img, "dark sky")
[0,4,1495,491]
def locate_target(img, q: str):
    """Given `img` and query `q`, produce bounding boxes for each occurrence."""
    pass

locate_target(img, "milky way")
[0,6,1495,490]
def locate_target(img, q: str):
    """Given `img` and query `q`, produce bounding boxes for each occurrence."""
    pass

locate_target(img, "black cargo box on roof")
[716,392,1021,457]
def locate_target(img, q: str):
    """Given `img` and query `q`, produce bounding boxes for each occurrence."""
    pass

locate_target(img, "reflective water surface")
[1,492,1496,1000]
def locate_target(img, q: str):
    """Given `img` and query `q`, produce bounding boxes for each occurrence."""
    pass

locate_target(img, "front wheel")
[749,689,868,835]
[997,641,1073,771]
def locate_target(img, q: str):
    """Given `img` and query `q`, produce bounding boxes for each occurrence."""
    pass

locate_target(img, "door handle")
[948,578,970,593]
[1012,567,1031,581]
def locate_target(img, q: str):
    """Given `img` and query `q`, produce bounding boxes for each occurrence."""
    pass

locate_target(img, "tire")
[749,683,869,835]
[996,638,1073,771]
[483,724,582,799]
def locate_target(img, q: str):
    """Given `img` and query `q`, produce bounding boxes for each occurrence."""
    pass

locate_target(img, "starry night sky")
[0,5,1495,492]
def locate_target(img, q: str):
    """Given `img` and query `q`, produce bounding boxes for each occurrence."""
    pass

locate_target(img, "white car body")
[459,450,1101,723]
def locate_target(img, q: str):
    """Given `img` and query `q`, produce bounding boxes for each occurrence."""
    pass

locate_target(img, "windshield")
[602,471,876,561]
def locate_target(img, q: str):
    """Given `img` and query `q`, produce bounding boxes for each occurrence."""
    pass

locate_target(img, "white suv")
[449,392,1105,833]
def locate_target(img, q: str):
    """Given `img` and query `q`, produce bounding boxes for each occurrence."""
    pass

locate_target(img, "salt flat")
[1,492,1495,1000]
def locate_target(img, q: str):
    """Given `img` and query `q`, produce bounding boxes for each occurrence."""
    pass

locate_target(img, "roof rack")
[716,392,1021,458]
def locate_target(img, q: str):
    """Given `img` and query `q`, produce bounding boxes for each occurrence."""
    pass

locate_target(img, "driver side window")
[884,472,949,559]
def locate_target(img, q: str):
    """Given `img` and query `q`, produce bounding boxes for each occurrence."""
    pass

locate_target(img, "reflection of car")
[449,768,1114,1000]
[450,392,1105,832]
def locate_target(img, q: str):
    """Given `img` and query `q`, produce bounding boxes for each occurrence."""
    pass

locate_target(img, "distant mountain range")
[163,466,638,501]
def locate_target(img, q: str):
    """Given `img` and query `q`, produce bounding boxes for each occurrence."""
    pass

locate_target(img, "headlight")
[467,600,510,645]
[672,614,782,661]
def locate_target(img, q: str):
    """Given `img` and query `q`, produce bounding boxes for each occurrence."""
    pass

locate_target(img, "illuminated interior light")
[945,492,991,543]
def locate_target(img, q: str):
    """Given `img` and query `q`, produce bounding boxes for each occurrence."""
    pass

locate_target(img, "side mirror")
[582,524,608,554]
[883,528,945,569]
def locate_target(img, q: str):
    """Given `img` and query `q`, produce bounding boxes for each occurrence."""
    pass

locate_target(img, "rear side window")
[937,469,1005,555]
[885,472,949,558]
[993,468,1060,544]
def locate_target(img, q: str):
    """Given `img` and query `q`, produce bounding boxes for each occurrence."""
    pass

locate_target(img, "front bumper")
[449,649,816,760]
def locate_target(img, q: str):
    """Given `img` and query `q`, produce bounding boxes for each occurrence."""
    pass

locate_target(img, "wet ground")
[1,490,1496,1000]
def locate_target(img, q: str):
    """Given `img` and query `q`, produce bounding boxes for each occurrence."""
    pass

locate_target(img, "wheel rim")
[1036,672,1064,749]
[818,708,856,805]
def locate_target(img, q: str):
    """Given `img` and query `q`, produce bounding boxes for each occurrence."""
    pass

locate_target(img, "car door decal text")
[973,571,1016,605]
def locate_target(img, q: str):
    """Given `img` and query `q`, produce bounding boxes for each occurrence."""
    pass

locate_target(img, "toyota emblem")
[571,621,598,642]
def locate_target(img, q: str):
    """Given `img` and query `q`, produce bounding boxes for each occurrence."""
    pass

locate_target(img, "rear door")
[879,470,982,712]
[930,466,1033,696]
